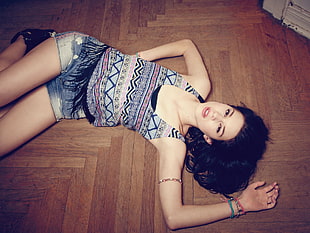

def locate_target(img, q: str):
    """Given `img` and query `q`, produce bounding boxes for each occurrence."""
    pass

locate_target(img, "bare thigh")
[0,85,56,156]
[0,38,61,106]
[0,37,26,71]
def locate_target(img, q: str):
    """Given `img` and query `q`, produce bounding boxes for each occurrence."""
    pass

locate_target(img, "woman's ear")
[203,135,213,145]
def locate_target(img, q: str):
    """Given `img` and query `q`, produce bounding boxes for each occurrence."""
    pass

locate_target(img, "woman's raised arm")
[138,39,211,98]
[155,139,279,230]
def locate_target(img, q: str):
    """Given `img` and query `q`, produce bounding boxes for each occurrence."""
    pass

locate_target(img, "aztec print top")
[86,47,204,142]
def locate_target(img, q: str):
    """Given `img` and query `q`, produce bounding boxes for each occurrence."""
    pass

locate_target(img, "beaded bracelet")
[227,198,235,218]
[235,198,246,215]
[158,178,182,184]
[227,197,246,219]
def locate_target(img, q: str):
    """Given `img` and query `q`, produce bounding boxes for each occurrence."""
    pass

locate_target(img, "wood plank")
[0,0,309,232]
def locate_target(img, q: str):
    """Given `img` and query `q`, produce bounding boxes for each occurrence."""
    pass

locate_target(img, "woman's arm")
[155,139,279,230]
[139,39,211,98]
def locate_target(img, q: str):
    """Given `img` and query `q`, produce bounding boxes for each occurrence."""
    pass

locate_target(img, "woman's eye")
[225,109,230,116]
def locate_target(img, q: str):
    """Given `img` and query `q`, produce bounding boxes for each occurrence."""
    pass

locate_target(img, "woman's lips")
[202,107,210,118]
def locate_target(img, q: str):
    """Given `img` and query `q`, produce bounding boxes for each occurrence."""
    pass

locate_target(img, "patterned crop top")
[86,47,204,142]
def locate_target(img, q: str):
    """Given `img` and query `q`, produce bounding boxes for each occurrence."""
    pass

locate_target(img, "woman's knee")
[0,87,56,156]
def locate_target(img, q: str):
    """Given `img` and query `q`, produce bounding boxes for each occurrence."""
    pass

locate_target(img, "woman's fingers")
[267,185,279,196]
[264,182,278,192]
[251,181,266,189]
[265,183,279,208]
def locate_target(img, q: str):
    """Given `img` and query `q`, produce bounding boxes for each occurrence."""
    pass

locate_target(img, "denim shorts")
[46,31,107,121]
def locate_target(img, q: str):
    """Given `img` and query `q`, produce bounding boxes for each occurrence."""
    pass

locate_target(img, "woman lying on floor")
[0,29,279,230]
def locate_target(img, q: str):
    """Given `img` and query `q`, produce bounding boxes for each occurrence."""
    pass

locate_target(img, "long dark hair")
[185,105,269,196]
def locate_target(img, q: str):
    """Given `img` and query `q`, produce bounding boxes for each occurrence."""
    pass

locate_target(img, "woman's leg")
[0,37,61,107]
[0,85,56,156]
[0,36,28,117]
[0,39,21,116]
[0,32,60,156]
[0,36,26,71]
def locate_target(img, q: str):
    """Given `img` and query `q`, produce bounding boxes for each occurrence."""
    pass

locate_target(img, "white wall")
[263,0,310,39]
[263,0,288,19]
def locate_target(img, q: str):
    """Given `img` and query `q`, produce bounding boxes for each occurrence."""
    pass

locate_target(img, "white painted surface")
[263,0,310,39]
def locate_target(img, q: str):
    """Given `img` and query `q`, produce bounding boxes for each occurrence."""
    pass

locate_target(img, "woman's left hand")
[238,181,280,213]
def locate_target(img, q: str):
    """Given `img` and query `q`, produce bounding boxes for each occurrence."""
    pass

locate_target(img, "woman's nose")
[211,111,223,121]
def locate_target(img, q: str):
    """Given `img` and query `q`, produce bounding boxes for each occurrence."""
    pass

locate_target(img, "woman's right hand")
[238,181,280,213]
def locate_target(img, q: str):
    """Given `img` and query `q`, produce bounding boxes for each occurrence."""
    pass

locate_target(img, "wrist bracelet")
[227,198,235,218]
[227,197,246,219]
[235,198,246,215]
[158,178,182,184]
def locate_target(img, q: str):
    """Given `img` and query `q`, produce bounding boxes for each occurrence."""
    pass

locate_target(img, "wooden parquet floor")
[0,0,309,232]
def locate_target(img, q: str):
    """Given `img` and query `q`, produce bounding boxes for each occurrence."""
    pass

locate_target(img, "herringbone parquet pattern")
[0,0,309,233]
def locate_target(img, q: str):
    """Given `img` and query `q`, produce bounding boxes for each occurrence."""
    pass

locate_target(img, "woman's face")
[196,102,244,141]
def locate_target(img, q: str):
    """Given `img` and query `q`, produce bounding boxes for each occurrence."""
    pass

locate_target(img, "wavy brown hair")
[185,105,269,196]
